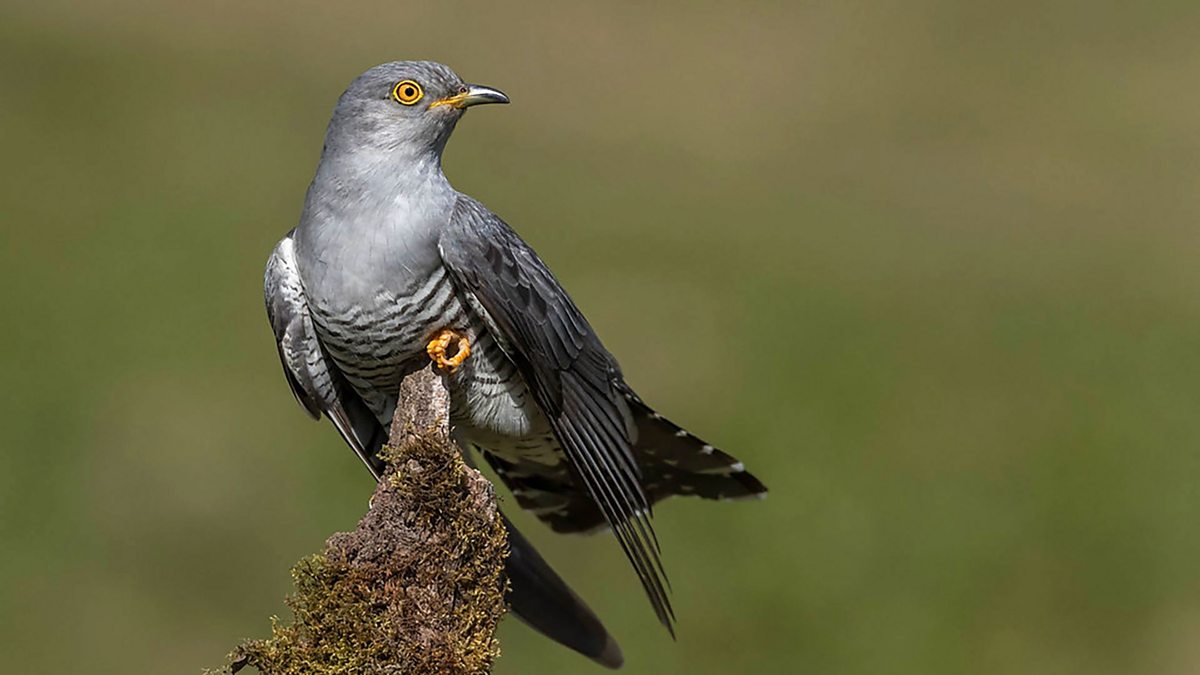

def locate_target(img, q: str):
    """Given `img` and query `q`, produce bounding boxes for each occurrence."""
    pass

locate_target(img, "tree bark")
[227,365,509,674]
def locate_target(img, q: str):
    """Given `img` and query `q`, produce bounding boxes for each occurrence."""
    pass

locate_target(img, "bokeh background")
[3,1,1200,673]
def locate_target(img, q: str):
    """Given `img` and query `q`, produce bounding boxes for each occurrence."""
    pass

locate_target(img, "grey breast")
[296,231,546,444]
[309,264,469,420]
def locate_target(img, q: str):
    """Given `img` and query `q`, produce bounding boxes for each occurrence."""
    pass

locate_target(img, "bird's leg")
[426,328,471,373]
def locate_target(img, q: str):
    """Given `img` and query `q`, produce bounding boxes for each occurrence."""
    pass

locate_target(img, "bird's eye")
[392,80,424,106]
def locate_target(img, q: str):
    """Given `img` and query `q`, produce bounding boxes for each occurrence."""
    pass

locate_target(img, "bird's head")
[325,61,508,160]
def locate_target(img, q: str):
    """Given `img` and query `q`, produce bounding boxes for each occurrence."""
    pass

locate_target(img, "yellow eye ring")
[392,80,424,105]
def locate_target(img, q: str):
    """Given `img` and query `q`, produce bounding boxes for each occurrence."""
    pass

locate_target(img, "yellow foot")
[426,328,471,373]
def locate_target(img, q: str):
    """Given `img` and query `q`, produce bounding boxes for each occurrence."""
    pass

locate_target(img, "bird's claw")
[427,328,471,373]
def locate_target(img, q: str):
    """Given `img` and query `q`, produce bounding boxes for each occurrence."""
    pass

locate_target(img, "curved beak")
[431,84,510,110]
[462,84,509,107]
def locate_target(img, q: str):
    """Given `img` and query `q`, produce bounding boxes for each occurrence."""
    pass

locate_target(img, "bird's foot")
[427,328,471,373]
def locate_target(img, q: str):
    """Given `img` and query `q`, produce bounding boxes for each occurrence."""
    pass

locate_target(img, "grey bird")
[265,60,767,668]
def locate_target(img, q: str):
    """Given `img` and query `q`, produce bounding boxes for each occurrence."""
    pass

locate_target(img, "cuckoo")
[264,61,767,668]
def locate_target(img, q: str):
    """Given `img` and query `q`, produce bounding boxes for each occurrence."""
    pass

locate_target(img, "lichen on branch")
[222,366,509,675]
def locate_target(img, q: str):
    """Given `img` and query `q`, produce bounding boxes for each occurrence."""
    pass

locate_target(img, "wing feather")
[439,197,674,631]
[264,231,385,478]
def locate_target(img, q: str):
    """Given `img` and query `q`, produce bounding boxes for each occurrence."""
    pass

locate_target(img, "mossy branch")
[222,365,509,674]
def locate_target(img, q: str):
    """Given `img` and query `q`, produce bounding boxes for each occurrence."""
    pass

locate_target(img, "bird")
[264,60,767,669]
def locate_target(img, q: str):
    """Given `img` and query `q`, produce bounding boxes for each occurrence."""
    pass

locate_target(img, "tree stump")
[227,365,509,674]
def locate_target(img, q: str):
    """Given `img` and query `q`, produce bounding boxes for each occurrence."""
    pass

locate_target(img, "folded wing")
[439,197,675,633]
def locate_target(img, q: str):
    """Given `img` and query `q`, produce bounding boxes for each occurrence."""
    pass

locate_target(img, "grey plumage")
[265,60,766,668]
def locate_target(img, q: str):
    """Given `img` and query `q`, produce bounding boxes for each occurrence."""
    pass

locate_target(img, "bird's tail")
[503,512,624,668]
[622,389,768,503]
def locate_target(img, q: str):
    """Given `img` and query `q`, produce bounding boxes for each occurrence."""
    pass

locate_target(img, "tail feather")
[641,462,767,502]
[462,442,623,665]
[621,387,768,501]
[483,389,769,535]
[503,512,624,668]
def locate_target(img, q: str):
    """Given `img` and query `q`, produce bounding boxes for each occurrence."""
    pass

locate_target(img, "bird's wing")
[267,232,622,663]
[439,196,674,633]
[264,231,387,478]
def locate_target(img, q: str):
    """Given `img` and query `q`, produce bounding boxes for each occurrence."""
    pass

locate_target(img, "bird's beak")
[430,84,510,110]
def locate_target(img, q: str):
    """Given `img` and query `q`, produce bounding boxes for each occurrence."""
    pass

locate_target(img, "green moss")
[226,437,508,674]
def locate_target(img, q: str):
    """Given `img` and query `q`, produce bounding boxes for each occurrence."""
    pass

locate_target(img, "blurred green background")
[3,1,1199,673]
